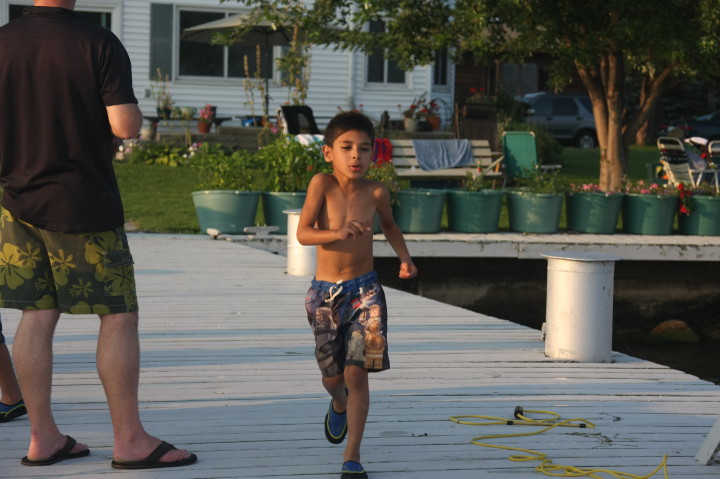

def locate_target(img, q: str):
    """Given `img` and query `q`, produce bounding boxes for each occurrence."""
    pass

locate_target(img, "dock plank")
[0,233,719,478]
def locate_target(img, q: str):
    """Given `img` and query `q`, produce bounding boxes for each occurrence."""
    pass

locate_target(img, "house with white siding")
[1,0,456,130]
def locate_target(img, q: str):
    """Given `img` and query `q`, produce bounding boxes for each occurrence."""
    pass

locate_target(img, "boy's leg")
[343,365,369,463]
[97,311,193,464]
[13,308,89,459]
[0,342,22,406]
[322,374,348,412]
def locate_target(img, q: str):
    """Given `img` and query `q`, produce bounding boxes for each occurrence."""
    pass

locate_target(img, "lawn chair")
[708,140,720,166]
[657,136,719,192]
[501,131,562,181]
[276,105,322,136]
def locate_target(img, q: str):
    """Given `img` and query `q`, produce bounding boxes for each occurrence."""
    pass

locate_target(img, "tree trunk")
[577,52,674,191]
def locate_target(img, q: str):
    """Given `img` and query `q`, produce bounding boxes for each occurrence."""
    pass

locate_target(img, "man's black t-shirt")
[0,7,137,232]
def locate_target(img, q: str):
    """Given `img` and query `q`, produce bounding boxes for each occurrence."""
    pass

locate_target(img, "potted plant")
[566,183,624,234]
[189,143,261,235]
[446,172,505,233]
[197,104,215,134]
[506,166,564,233]
[256,135,330,234]
[397,92,428,132]
[677,183,720,235]
[366,160,400,233]
[622,179,679,235]
[392,187,447,233]
[424,98,442,131]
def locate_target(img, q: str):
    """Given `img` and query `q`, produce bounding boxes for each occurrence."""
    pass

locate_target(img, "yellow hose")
[450,408,668,479]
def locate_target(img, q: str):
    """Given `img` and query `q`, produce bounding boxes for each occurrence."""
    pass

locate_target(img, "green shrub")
[188,143,257,191]
[122,140,191,167]
[255,136,331,191]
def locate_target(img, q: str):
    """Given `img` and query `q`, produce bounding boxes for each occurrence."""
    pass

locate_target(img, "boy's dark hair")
[324,111,375,147]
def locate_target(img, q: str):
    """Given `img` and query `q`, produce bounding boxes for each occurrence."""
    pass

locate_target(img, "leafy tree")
[224,0,720,190]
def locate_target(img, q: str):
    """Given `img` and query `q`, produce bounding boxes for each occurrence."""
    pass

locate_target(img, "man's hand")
[336,220,371,241]
[399,260,417,279]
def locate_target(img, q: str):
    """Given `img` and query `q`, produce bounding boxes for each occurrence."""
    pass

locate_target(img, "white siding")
[1,0,456,129]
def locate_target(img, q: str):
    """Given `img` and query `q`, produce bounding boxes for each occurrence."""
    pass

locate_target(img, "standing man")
[0,1,197,469]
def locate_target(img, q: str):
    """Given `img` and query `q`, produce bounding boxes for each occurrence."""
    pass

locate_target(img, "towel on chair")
[411,139,473,171]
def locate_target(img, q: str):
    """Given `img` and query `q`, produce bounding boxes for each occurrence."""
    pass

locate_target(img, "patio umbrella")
[182,14,301,118]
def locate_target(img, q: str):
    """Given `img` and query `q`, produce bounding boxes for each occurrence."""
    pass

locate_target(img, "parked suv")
[519,92,597,148]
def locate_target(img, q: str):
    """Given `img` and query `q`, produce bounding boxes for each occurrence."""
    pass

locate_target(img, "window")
[433,48,448,86]
[366,20,405,84]
[553,98,578,116]
[179,10,272,79]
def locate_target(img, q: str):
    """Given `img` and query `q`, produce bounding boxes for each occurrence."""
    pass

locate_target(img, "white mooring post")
[696,418,720,464]
[283,209,316,276]
[541,251,621,363]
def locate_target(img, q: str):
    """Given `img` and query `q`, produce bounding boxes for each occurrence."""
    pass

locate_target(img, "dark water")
[613,335,720,385]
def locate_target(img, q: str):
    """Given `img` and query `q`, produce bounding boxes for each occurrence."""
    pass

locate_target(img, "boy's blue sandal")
[0,399,27,423]
[341,460,368,479]
[324,399,347,444]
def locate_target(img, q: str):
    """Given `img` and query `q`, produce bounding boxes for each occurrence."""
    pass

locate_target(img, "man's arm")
[106,103,142,139]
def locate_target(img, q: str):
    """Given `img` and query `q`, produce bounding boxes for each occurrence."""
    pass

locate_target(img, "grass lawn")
[114,145,660,234]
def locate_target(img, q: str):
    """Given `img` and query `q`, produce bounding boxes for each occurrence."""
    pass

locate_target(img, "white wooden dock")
[1,233,719,479]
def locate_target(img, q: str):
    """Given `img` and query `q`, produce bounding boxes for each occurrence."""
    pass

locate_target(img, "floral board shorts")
[0,208,138,314]
[305,270,389,377]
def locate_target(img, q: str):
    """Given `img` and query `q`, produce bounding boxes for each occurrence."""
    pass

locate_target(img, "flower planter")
[566,192,624,234]
[622,194,678,235]
[462,103,496,119]
[678,196,720,235]
[197,121,211,134]
[403,117,419,132]
[426,116,441,131]
[191,190,260,234]
[446,189,504,233]
[392,189,446,233]
[506,190,563,234]
[261,192,306,234]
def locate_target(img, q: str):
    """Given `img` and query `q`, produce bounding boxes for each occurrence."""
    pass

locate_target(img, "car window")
[579,98,592,113]
[553,98,578,116]
[532,98,553,116]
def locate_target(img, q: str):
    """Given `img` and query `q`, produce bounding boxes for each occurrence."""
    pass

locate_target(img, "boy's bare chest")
[323,188,376,225]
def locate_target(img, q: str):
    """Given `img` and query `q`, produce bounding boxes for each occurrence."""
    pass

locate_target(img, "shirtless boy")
[297,111,417,479]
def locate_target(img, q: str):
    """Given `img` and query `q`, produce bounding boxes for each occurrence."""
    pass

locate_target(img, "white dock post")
[283,209,316,276]
[696,418,720,464]
[542,251,621,363]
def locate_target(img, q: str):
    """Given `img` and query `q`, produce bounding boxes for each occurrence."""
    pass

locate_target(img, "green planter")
[566,192,624,234]
[191,190,260,234]
[261,192,306,234]
[392,189,446,233]
[506,190,563,234]
[446,189,504,233]
[622,194,678,235]
[678,196,720,235]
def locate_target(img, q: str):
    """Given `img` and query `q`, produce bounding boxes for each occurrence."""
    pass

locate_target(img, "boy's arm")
[296,174,371,246]
[376,186,418,279]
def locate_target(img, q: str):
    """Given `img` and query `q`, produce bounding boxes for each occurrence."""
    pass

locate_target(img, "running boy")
[297,112,417,479]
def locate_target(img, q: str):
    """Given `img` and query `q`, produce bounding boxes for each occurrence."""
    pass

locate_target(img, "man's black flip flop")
[111,441,197,469]
[21,435,90,466]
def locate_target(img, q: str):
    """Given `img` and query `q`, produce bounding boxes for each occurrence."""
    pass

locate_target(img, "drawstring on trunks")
[325,279,344,303]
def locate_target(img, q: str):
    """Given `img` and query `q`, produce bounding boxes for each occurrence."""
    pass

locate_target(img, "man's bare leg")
[13,309,89,460]
[97,312,191,463]
[0,342,22,405]
[343,365,369,463]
